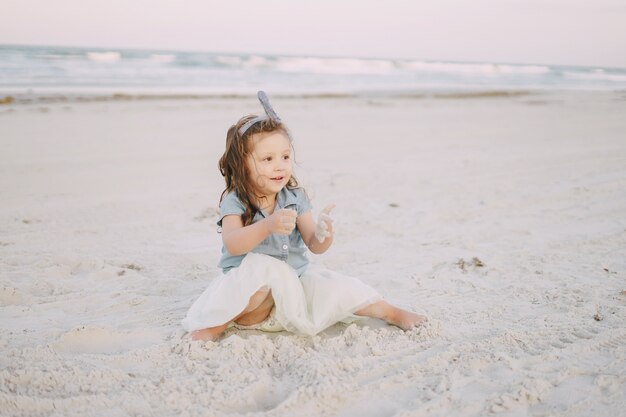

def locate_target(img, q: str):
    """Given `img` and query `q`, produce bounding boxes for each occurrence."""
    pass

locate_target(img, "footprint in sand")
[52,325,162,355]
[0,286,33,306]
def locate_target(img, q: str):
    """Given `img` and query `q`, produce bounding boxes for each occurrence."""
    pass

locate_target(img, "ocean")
[1,44,626,98]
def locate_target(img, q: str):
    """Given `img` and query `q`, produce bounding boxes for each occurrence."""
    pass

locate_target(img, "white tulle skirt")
[182,252,381,336]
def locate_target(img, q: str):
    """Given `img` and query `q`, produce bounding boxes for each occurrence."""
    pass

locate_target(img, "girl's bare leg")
[189,322,230,342]
[234,289,274,326]
[355,300,427,330]
[190,289,275,341]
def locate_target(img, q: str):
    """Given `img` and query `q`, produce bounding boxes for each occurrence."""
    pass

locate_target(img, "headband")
[238,91,283,136]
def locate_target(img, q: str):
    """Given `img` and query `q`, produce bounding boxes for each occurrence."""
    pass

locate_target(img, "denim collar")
[259,188,298,217]
[277,187,299,209]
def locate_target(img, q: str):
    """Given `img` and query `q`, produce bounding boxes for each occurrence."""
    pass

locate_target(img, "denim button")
[282,244,288,250]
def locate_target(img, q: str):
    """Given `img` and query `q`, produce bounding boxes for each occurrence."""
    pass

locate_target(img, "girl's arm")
[221,209,298,255]
[297,210,334,254]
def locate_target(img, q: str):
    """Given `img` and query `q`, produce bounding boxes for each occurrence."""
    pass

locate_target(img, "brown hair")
[218,116,299,226]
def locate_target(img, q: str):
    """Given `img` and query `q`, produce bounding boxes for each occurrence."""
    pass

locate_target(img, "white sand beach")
[1,91,625,416]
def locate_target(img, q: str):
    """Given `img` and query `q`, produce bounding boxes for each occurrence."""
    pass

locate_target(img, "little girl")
[182,91,427,341]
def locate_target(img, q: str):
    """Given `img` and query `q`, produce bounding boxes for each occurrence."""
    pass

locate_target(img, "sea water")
[1,44,625,97]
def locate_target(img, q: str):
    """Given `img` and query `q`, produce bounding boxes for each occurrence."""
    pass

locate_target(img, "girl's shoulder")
[218,191,245,223]
[220,190,243,207]
[217,191,246,227]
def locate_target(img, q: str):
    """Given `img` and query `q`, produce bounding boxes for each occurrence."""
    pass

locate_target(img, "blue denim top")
[217,187,312,276]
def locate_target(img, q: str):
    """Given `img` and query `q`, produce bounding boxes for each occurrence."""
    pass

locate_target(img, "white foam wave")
[244,55,270,68]
[150,54,176,64]
[217,55,270,68]
[37,54,82,60]
[215,55,242,66]
[269,56,552,77]
[399,60,550,76]
[494,64,551,75]
[563,70,626,83]
[275,57,395,75]
[87,51,121,63]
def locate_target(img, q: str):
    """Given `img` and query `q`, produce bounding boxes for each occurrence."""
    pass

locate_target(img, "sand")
[0,91,625,416]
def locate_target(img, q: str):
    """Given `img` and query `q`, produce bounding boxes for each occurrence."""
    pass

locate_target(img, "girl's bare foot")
[355,301,427,331]
[190,323,228,341]
[354,301,428,330]
[387,309,428,331]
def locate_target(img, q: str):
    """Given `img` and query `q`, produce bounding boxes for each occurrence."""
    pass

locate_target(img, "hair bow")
[238,91,282,136]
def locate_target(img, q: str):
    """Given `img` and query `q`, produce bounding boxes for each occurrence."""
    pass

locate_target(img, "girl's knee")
[245,288,273,312]
[237,291,274,325]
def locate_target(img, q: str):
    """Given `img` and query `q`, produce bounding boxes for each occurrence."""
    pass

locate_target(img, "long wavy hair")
[218,116,299,226]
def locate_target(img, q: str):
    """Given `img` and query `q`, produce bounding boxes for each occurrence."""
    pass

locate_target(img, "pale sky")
[2,0,626,68]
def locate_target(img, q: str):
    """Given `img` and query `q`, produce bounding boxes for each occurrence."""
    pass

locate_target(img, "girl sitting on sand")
[182,91,427,341]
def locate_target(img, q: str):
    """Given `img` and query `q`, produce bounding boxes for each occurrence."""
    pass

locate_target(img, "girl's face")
[246,131,293,200]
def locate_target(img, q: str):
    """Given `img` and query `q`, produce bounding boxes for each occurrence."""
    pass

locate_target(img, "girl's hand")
[266,208,298,235]
[315,204,335,243]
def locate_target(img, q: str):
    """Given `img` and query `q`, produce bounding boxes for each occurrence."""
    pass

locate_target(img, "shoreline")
[1,88,625,107]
